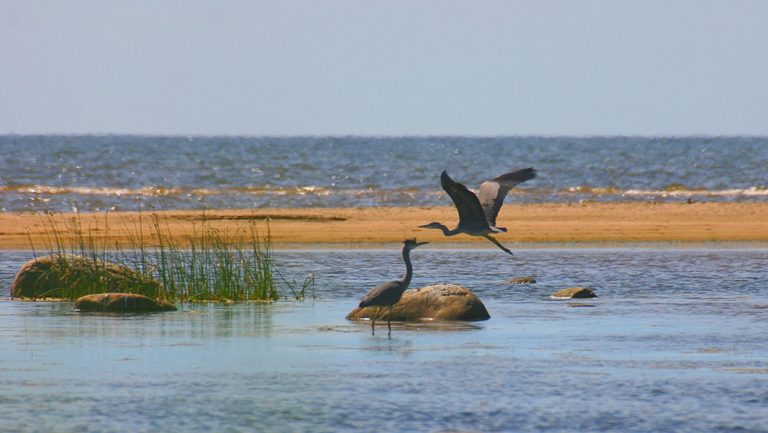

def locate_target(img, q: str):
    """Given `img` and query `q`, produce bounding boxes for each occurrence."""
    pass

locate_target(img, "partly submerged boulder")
[11,254,162,299]
[346,284,490,322]
[550,287,597,299]
[507,276,537,284]
[75,293,176,312]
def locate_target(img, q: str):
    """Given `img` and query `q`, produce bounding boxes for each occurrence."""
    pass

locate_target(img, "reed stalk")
[28,210,305,302]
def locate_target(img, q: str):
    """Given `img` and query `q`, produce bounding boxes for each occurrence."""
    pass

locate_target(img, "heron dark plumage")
[419,168,536,256]
[357,238,427,337]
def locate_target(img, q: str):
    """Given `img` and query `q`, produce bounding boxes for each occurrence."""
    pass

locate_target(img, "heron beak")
[418,224,430,228]
[416,241,429,248]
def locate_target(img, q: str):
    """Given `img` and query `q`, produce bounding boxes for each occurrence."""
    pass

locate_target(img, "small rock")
[507,276,536,284]
[550,287,597,299]
[75,293,176,313]
[346,284,490,322]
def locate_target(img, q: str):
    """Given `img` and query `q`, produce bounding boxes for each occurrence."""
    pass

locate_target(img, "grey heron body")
[420,168,536,255]
[358,238,428,336]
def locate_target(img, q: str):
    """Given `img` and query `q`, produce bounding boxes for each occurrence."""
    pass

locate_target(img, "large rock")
[550,287,597,299]
[75,293,176,312]
[346,284,490,322]
[11,254,162,299]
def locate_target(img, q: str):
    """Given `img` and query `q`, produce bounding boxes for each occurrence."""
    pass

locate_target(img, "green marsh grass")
[28,210,309,302]
[23,211,162,300]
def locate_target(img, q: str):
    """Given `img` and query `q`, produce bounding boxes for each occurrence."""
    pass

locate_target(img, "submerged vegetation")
[27,210,313,302]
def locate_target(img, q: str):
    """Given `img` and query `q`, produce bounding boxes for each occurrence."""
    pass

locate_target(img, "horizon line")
[2,132,767,139]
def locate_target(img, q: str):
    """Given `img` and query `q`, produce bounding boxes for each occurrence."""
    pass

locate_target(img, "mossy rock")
[11,254,162,300]
[550,287,597,299]
[75,293,176,312]
[346,284,490,322]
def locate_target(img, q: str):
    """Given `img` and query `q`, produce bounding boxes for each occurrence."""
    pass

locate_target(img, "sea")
[0,135,766,212]
[1,136,767,433]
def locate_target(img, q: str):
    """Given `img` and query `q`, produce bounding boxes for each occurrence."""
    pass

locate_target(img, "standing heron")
[419,168,536,255]
[358,238,428,337]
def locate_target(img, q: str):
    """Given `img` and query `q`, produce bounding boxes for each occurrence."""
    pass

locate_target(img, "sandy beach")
[2,202,767,250]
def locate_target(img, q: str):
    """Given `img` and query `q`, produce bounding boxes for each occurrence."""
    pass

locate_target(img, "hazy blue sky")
[2,0,767,136]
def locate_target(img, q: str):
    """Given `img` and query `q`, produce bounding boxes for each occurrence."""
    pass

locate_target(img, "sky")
[2,0,767,136]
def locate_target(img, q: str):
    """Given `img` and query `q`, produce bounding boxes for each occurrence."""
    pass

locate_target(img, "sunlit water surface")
[2,136,767,212]
[1,248,767,433]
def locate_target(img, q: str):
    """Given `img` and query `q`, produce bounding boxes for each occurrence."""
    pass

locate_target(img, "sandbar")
[1,202,767,250]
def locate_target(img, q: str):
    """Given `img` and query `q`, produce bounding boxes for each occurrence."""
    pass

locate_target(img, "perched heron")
[358,238,428,337]
[419,168,536,255]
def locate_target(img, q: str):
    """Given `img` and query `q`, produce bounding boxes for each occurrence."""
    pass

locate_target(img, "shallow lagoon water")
[1,247,767,433]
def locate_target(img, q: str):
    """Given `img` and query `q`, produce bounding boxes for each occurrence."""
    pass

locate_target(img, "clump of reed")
[153,212,282,301]
[23,211,162,300]
[28,209,311,302]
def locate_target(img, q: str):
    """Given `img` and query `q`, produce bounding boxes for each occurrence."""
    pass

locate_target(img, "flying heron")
[358,238,428,337]
[419,168,536,255]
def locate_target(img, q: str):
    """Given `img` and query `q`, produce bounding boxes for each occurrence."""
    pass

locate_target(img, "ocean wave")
[2,184,766,200]
[0,184,334,197]
[0,185,185,196]
[558,185,768,198]
[621,187,768,197]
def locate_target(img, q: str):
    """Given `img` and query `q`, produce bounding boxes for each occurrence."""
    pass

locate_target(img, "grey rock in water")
[507,276,536,284]
[75,293,176,312]
[550,287,597,299]
[346,284,490,322]
[11,254,162,299]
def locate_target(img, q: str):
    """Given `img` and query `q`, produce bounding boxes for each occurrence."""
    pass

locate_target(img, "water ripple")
[2,135,767,211]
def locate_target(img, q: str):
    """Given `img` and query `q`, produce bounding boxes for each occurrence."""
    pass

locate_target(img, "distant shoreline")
[2,202,767,250]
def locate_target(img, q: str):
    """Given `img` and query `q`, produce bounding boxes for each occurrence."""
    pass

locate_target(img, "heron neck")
[444,225,461,236]
[436,223,460,236]
[401,246,413,287]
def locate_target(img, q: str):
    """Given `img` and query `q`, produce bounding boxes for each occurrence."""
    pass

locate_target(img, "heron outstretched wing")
[440,171,488,229]
[477,168,536,227]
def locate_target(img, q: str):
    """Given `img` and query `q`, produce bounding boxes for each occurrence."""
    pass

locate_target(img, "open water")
[1,135,766,212]
[1,136,766,432]
[1,247,767,433]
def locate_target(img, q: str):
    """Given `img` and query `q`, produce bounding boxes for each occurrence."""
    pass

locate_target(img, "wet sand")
[1,202,767,250]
